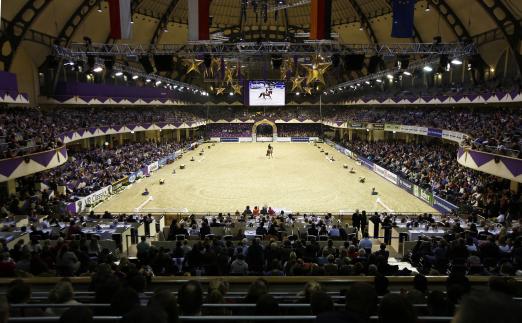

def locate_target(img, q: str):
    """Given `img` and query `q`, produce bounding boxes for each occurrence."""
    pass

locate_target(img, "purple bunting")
[501,157,522,178]
[30,150,57,167]
[468,150,495,167]
[0,157,24,177]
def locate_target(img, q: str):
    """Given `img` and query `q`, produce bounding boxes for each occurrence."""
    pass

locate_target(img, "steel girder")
[349,0,379,45]
[427,0,472,41]
[475,0,522,74]
[0,0,53,71]
[56,41,476,58]
[56,0,98,47]
[151,0,180,46]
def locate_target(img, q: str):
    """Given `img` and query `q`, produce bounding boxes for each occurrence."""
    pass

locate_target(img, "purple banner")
[427,128,443,138]
[433,195,459,214]
[358,156,374,170]
[397,177,413,194]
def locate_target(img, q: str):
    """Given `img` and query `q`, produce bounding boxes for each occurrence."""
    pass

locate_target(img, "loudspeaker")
[343,54,365,71]
[204,54,212,68]
[397,55,409,69]
[153,55,174,72]
[331,54,340,67]
[87,56,95,70]
[103,56,115,71]
[368,56,382,73]
[139,56,154,74]
[272,55,283,70]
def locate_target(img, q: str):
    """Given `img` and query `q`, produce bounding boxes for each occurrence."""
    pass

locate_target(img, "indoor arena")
[0,1,521,323]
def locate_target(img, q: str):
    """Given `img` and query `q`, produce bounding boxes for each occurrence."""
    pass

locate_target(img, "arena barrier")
[324,140,459,214]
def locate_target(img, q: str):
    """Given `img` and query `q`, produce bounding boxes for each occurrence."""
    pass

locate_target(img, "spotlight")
[155,80,162,86]
[115,71,123,76]
[386,74,393,79]
[229,92,234,96]
[296,92,300,96]
[97,1,103,13]
[376,79,382,83]
[403,71,412,76]
[423,65,433,72]
[451,58,463,65]
[425,3,430,12]
[93,66,103,73]
[145,78,151,83]
[365,81,370,85]
[132,75,139,80]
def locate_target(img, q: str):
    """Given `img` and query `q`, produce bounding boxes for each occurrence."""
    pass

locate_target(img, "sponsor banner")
[111,177,128,191]
[427,128,443,138]
[350,122,367,129]
[276,137,292,142]
[128,172,137,183]
[220,137,239,142]
[358,156,374,169]
[413,184,434,205]
[74,185,113,213]
[373,164,398,185]
[147,161,159,174]
[291,137,310,142]
[433,195,459,213]
[239,137,253,142]
[342,148,352,157]
[397,177,413,194]
[158,157,168,167]
[442,130,467,143]
[256,137,273,142]
[371,123,385,130]
[384,123,401,131]
[399,125,428,136]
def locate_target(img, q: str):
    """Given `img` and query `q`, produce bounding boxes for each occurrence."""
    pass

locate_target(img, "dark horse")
[258,88,272,100]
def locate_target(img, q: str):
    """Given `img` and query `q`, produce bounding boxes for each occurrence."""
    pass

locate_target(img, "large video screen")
[248,81,285,106]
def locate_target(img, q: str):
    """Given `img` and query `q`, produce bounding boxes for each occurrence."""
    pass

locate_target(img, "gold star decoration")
[224,65,236,86]
[231,83,242,95]
[183,58,203,75]
[290,75,305,92]
[215,87,226,95]
[303,86,313,95]
[302,55,331,85]
[280,58,294,80]
[211,57,222,72]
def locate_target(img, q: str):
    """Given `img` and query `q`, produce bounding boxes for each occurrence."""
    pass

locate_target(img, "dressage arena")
[95,143,437,214]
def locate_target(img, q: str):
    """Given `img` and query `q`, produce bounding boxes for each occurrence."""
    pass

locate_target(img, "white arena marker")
[134,196,154,212]
[376,197,394,212]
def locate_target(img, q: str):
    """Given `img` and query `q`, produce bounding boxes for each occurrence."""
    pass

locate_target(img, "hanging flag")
[310,0,332,40]
[188,0,211,41]
[109,0,132,39]
[391,0,415,38]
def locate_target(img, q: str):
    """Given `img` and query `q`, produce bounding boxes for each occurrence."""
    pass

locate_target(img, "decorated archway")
[252,119,277,142]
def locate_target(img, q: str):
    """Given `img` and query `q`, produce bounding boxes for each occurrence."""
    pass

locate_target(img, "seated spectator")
[147,289,178,323]
[453,291,522,323]
[46,279,80,316]
[378,294,417,323]
[178,280,203,316]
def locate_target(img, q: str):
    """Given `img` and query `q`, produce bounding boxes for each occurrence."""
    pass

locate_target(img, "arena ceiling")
[1,0,521,100]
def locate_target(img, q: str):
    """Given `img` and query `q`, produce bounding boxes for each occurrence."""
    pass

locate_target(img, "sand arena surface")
[95,142,437,214]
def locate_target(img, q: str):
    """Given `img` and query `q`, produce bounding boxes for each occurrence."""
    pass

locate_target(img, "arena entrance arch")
[252,119,277,142]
